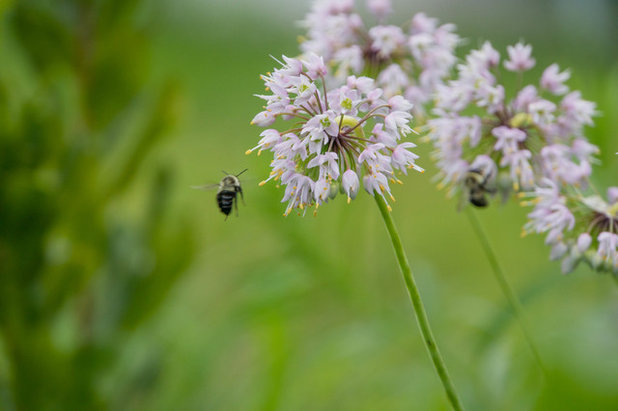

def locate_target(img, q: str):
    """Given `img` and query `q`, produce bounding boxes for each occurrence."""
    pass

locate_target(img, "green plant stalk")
[375,195,464,411]
[465,208,546,373]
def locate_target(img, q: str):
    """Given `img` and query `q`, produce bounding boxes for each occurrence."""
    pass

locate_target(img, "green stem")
[374,195,464,411]
[465,208,546,374]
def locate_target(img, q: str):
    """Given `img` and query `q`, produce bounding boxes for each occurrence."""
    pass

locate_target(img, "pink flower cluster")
[248,0,615,277]
[300,0,459,116]
[248,54,423,216]
[523,181,618,274]
[427,41,598,201]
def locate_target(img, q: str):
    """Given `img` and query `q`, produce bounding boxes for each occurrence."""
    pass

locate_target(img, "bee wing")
[191,183,219,191]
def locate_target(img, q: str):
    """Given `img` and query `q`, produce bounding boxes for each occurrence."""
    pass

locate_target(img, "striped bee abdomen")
[217,190,236,216]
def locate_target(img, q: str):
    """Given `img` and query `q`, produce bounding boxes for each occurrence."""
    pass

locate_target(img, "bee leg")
[234,196,239,217]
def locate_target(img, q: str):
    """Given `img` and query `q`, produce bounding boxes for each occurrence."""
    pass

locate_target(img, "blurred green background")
[0,0,617,410]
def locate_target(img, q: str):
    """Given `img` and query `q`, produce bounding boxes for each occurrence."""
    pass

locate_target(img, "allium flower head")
[249,55,423,216]
[427,41,598,205]
[522,182,618,275]
[299,1,460,116]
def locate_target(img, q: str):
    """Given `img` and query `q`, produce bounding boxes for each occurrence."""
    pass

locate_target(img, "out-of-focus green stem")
[465,208,546,374]
[375,195,464,411]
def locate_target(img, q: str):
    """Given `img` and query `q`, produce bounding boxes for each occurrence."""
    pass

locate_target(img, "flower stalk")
[465,208,546,374]
[375,195,464,411]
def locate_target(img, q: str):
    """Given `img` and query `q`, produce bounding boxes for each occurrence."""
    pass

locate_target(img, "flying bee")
[192,169,247,219]
[460,167,497,209]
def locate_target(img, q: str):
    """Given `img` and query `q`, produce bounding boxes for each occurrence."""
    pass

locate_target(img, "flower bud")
[576,233,592,253]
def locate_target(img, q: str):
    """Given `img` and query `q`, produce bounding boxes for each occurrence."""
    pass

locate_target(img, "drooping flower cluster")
[249,0,615,277]
[427,41,598,204]
[522,181,618,274]
[248,54,423,216]
[299,0,459,117]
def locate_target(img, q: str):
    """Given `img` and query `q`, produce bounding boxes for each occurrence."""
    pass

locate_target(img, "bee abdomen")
[470,197,488,207]
[217,190,236,215]
[469,190,489,207]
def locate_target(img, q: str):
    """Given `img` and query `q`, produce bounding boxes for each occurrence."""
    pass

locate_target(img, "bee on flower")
[248,54,424,216]
[426,41,598,208]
